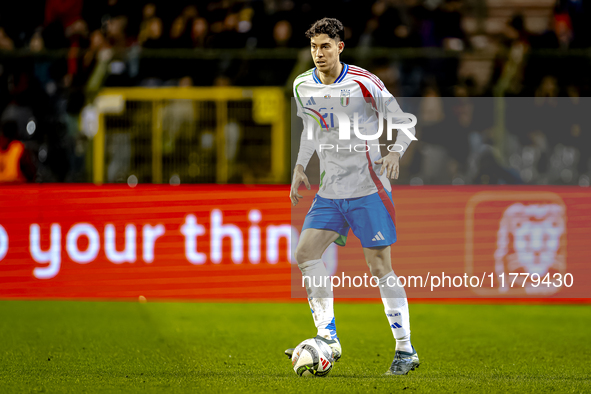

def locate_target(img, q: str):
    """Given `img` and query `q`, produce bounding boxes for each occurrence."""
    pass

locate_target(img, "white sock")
[299,259,337,340]
[379,271,412,353]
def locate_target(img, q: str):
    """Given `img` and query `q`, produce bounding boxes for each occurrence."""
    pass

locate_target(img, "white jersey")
[294,63,412,199]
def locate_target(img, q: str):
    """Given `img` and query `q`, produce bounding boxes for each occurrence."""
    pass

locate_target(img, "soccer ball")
[292,338,334,377]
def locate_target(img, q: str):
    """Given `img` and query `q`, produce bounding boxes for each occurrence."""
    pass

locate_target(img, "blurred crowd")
[0,0,590,185]
[393,93,591,187]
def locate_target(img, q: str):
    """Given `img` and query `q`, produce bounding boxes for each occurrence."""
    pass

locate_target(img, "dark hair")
[305,18,344,42]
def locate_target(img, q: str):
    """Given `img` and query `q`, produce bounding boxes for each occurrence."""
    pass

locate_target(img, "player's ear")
[338,40,344,54]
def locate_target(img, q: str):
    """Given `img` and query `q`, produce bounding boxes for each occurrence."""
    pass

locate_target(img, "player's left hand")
[375,152,400,180]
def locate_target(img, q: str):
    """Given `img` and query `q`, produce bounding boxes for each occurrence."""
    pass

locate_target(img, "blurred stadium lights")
[26,120,36,135]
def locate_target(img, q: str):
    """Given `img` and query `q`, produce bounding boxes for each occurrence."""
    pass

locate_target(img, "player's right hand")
[290,165,311,206]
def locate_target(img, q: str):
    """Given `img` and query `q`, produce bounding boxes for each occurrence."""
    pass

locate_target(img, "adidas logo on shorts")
[372,231,385,242]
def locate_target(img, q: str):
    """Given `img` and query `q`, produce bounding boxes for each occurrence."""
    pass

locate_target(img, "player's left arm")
[373,85,416,180]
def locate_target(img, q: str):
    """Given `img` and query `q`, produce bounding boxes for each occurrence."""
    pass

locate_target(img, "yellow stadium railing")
[93,87,286,185]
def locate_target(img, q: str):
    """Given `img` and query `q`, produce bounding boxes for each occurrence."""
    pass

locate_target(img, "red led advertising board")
[0,185,589,300]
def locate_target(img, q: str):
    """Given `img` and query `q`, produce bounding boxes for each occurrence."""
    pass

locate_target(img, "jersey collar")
[313,63,348,84]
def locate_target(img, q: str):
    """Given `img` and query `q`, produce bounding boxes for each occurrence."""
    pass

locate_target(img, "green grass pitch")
[0,300,589,393]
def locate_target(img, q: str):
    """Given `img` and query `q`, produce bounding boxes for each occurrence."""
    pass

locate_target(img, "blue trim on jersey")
[312,68,321,84]
[312,63,348,84]
[335,63,349,83]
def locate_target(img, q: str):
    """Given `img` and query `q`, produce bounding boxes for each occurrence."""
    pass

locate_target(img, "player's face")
[310,34,343,73]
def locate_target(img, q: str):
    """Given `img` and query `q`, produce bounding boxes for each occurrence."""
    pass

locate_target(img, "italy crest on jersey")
[340,89,350,107]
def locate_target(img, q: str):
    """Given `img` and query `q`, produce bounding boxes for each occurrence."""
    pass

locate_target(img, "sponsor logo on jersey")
[340,89,350,107]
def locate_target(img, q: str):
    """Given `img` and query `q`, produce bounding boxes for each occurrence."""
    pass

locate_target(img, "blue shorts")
[301,191,397,248]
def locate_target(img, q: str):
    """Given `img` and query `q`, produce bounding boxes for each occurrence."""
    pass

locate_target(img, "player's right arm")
[291,130,313,206]
[290,164,311,206]
[290,79,314,206]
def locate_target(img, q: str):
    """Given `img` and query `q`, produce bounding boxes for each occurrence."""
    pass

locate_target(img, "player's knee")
[366,260,392,279]
[294,245,317,265]
[294,248,309,265]
[369,266,390,279]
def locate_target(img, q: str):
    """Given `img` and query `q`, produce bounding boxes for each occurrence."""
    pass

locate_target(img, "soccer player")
[285,18,419,375]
